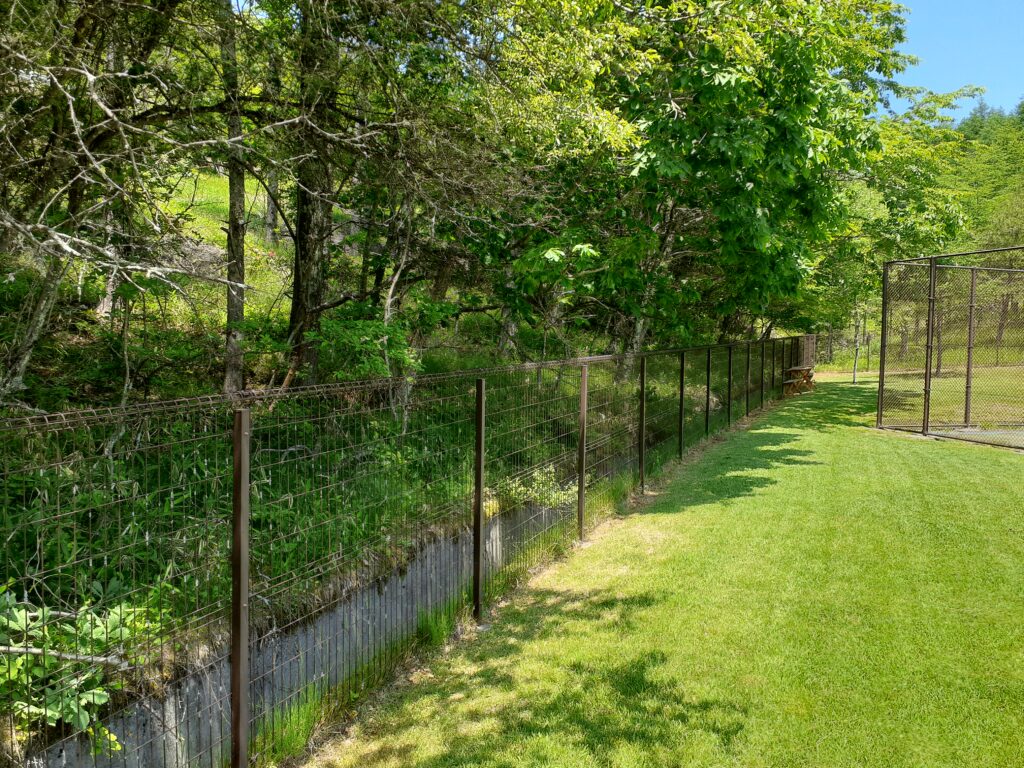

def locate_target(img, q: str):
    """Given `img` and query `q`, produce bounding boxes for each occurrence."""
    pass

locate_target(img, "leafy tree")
[1,0,956,410]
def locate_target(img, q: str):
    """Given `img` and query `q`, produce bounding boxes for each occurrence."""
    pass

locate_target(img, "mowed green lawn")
[304,383,1024,768]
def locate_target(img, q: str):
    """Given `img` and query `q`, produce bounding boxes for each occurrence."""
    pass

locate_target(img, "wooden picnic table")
[784,365,814,395]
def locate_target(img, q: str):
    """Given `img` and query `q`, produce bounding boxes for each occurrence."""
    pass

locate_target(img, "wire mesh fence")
[878,247,1024,448]
[0,337,810,768]
[814,327,877,374]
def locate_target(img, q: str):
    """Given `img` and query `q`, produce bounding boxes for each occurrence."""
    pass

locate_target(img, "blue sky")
[897,0,1024,114]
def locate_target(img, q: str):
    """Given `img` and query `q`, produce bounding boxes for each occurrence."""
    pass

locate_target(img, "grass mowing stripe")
[300,382,1024,768]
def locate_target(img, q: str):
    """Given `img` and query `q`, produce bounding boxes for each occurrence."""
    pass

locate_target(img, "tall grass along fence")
[878,246,1024,449]
[0,337,812,768]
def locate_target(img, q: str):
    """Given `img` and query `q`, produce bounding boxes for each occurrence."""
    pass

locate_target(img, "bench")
[784,366,814,395]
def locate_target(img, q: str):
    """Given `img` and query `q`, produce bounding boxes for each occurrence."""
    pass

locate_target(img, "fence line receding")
[0,337,811,768]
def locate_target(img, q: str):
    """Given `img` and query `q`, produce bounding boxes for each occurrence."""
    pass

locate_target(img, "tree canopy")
[0,0,1009,409]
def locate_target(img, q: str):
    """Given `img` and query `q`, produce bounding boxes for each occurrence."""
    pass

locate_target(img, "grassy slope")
[302,382,1024,768]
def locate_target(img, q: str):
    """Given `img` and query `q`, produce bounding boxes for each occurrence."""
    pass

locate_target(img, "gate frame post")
[964,268,977,426]
[877,263,891,428]
[923,258,938,435]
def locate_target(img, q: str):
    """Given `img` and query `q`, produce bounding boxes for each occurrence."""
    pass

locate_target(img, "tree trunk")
[289,159,331,382]
[382,208,415,429]
[615,315,647,384]
[264,171,279,243]
[262,50,282,244]
[995,293,1010,365]
[220,0,246,394]
[996,294,1011,344]
[0,256,70,401]
[287,4,333,384]
[358,210,376,295]
[370,262,385,306]
[96,270,120,322]
[497,262,518,356]
[370,214,397,307]
[430,260,453,302]
[497,311,518,356]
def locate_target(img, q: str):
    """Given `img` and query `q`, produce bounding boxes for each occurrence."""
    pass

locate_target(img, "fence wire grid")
[878,246,1024,449]
[0,337,811,768]
[815,327,876,374]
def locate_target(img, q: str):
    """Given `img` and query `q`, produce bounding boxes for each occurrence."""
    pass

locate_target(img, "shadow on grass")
[766,381,878,432]
[308,384,873,767]
[641,382,878,514]
[319,586,747,767]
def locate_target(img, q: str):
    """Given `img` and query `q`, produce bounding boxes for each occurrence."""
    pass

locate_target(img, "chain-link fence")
[877,247,1024,448]
[0,337,810,768]
[815,327,877,374]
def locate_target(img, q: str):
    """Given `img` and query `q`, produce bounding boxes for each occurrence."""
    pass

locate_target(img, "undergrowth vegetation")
[1,342,776,760]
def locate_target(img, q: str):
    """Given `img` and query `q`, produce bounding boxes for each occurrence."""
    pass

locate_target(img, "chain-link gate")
[877,247,1024,448]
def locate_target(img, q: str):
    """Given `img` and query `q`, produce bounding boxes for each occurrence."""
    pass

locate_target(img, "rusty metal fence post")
[231,408,251,768]
[745,342,751,416]
[638,356,647,491]
[778,339,784,390]
[473,378,485,620]
[965,268,977,426]
[726,345,733,425]
[678,351,685,459]
[771,338,777,392]
[577,365,588,538]
[876,263,890,428]
[922,258,938,434]
[759,340,766,408]
[704,347,712,437]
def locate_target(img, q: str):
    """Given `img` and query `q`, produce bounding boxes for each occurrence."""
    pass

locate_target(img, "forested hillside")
[956,100,1024,250]
[0,0,1010,411]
